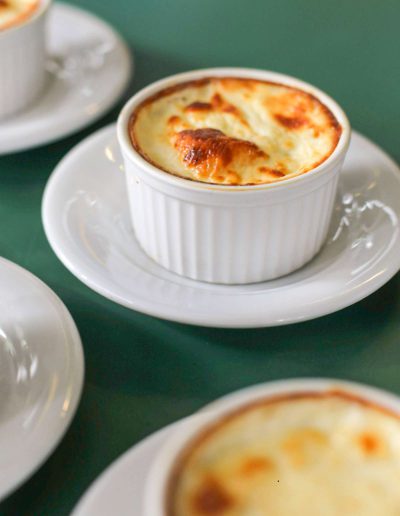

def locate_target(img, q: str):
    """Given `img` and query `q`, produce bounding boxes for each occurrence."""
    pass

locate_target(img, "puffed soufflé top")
[167,391,400,515]
[130,77,342,186]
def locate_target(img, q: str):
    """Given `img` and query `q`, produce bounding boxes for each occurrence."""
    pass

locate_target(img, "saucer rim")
[0,2,133,155]
[0,257,84,501]
[42,124,400,328]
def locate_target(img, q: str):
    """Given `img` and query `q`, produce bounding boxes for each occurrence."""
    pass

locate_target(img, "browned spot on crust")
[183,94,248,127]
[185,101,212,112]
[258,166,285,178]
[211,93,241,117]
[275,162,288,174]
[270,170,286,178]
[173,128,265,175]
[267,92,311,130]
[313,127,321,138]
[357,432,387,457]
[166,390,400,514]
[274,114,308,129]
[168,115,181,125]
[210,93,225,108]
[191,477,234,514]
[0,0,9,8]
[282,428,328,467]
[239,456,274,477]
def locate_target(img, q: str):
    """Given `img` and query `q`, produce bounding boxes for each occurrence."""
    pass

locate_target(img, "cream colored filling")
[132,78,340,185]
[170,395,400,515]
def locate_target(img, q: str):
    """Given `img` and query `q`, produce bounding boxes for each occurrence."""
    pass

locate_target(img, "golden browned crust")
[173,128,266,184]
[129,77,342,186]
[0,0,39,30]
[190,476,234,514]
[166,390,400,515]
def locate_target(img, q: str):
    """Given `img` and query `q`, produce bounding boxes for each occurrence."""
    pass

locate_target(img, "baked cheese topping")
[130,78,342,185]
[167,392,400,515]
[0,0,39,30]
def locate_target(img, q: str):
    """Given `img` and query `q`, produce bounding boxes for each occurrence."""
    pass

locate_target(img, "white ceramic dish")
[0,2,132,155]
[118,68,350,284]
[144,378,400,516]
[72,379,400,516]
[0,0,50,119]
[72,424,175,516]
[0,257,84,500]
[42,124,400,328]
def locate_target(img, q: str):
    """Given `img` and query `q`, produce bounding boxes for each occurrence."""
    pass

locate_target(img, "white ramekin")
[117,68,351,284]
[0,0,51,119]
[143,378,400,516]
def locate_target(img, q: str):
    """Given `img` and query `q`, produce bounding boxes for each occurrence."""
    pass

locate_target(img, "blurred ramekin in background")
[0,0,51,119]
[144,378,400,516]
[117,68,351,284]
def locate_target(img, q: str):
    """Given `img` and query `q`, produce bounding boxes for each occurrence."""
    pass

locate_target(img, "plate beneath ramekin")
[0,2,132,155]
[0,258,84,500]
[42,124,400,328]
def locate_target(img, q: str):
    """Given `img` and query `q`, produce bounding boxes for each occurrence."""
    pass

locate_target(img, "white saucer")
[0,258,84,500]
[42,124,400,328]
[0,3,132,155]
[72,425,173,516]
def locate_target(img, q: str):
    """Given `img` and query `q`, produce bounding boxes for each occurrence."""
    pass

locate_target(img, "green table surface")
[0,0,399,514]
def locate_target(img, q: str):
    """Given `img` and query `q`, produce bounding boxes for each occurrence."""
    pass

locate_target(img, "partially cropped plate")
[0,258,84,500]
[72,425,173,516]
[72,378,400,516]
[0,2,132,154]
[42,124,400,328]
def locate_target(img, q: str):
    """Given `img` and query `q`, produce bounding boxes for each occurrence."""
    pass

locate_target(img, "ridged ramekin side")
[0,7,48,119]
[124,159,341,284]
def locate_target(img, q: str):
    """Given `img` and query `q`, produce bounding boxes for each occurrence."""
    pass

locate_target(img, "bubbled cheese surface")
[167,392,400,515]
[130,78,342,186]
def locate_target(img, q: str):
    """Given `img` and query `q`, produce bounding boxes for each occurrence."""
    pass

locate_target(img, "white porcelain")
[0,2,132,155]
[72,424,176,516]
[42,124,400,328]
[0,0,51,119]
[72,379,400,516]
[117,68,351,284]
[0,257,84,500]
[144,379,400,516]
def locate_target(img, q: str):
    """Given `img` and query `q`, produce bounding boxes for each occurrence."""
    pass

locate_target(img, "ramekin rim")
[144,377,400,515]
[0,0,51,38]
[117,67,351,193]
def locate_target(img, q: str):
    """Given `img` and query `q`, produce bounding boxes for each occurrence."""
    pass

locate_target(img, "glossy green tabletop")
[0,0,399,514]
